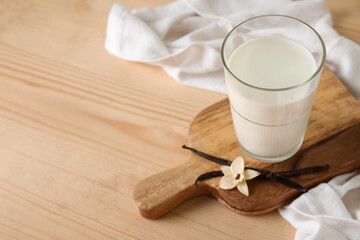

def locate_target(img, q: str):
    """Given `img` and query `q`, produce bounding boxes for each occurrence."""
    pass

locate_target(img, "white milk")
[225,37,319,161]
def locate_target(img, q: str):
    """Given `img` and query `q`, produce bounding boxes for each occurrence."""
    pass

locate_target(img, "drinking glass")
[221,15,326,162]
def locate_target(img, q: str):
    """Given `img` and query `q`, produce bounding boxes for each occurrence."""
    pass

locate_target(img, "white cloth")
[105,0,360,238]
[105,0,360,101]
[279,170,360,240]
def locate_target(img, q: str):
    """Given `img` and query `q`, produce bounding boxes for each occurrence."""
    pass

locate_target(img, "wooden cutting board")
[133,67,360,219]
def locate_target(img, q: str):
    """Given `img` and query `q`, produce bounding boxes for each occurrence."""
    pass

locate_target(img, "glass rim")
[221,14,326,92]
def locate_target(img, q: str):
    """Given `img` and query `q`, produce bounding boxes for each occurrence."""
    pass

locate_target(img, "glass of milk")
[221,15,326,162]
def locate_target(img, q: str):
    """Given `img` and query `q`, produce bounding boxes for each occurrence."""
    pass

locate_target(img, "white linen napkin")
[105,0,360,101]
[279,170,360,240]
[105,0,360,238]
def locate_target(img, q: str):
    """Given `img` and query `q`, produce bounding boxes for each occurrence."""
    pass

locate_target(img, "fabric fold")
[279,171,360,240]
[105,0,360,100]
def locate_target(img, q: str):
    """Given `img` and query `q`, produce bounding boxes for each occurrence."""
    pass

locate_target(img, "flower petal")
[237,181,249,196]
[244,169,261,180]
[231,156,244,174]
[219,175,237,189]
[221,166,232,176]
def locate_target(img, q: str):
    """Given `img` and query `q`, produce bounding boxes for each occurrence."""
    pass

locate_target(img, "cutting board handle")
[133,156,211,219]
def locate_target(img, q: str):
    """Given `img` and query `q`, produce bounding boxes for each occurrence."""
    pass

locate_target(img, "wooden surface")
[134,68,360,219]
[0,0,358,239]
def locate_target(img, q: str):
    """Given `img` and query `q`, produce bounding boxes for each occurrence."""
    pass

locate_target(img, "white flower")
[219,156,260,196]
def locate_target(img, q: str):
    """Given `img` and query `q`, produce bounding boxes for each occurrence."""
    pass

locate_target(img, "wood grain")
[0,0,358,239]
[134,67,360,219]
[326,0,360,45]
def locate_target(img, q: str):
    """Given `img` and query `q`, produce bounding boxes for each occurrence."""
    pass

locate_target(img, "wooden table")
[0,0,358,239]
